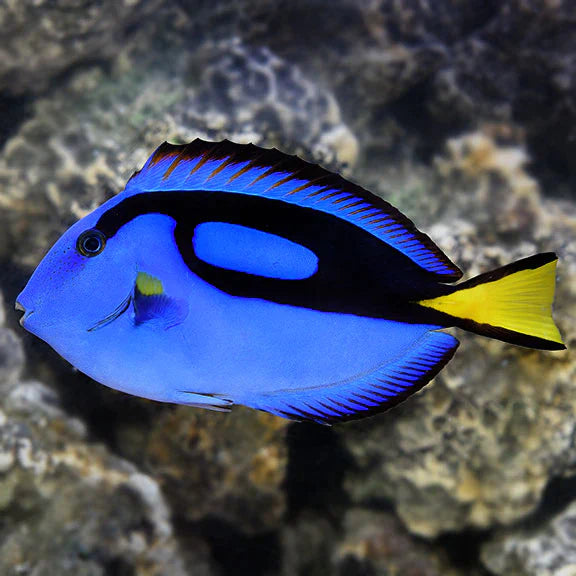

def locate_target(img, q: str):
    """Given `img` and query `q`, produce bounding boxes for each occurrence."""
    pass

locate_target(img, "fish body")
[16,140,565,423]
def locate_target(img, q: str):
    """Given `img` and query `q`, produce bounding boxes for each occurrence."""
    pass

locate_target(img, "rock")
[334,508,468,576]
[0,294,210,576]
[340,129,576,538]
[200,0,576,192]
[482,501,576,576]
[0,0,163,95]
[123,405,289,534]
[0,322,25,394]
[428,0,576,192]
[281,514,338,576]
[0,34,356,268]
[281,508,470,576]
[193,39,359,168]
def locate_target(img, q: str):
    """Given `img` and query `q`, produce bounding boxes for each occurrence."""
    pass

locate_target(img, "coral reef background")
[0,1,575,574]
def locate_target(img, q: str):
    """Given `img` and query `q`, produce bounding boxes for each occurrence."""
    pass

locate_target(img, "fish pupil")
[84,237,101,252]
[77,229,106,257]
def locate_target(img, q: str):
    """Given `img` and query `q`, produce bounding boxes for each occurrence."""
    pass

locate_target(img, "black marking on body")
[130,139,463,281]
[96,191,455,323]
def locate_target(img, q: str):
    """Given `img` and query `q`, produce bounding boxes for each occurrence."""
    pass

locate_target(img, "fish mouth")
[15,301,35,327]
[87,293,132,332]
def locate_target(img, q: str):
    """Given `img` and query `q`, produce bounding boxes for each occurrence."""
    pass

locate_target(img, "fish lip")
[15,301,35,327]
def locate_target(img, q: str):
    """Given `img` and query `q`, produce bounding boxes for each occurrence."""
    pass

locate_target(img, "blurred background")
[0,1,575,575]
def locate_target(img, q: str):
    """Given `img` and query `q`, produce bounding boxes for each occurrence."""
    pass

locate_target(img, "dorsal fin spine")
[206,155,236,182]
[304,186,330,198]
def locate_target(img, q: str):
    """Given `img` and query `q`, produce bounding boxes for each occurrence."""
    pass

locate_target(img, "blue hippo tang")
[16,139,565,424]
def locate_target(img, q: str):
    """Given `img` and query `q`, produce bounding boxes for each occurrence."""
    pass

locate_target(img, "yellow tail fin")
[418,253,565,350]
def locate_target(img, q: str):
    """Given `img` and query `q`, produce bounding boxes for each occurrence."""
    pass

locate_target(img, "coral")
[2,2,576,573]
[280,514,339,576]
[0,0,163,95]
[340,130,576,538]
[482,501,576,576]
[202,0,576,191]
[334,509,467,576]
[135,406,288,534]
[281,508,470,576]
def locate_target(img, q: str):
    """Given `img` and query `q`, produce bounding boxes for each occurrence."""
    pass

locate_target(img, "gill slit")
[87,292,132,332]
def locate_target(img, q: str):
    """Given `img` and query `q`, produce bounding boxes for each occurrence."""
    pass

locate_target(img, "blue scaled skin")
[16,140,564,424]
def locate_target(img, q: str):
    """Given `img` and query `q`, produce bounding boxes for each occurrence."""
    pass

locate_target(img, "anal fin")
[248,331,459,424]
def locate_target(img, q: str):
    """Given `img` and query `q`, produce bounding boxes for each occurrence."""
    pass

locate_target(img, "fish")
[15,139,566,424]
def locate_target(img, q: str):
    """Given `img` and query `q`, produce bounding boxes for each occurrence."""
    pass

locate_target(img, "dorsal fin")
[125,139,462,281]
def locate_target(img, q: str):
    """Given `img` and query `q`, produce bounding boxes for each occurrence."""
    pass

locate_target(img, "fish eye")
[77,229,106,257]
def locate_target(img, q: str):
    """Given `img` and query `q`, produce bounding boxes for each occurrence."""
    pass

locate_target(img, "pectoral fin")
[134,272,188,329]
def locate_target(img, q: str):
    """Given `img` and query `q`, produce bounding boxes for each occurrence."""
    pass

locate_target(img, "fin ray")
[174,391,234,412]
